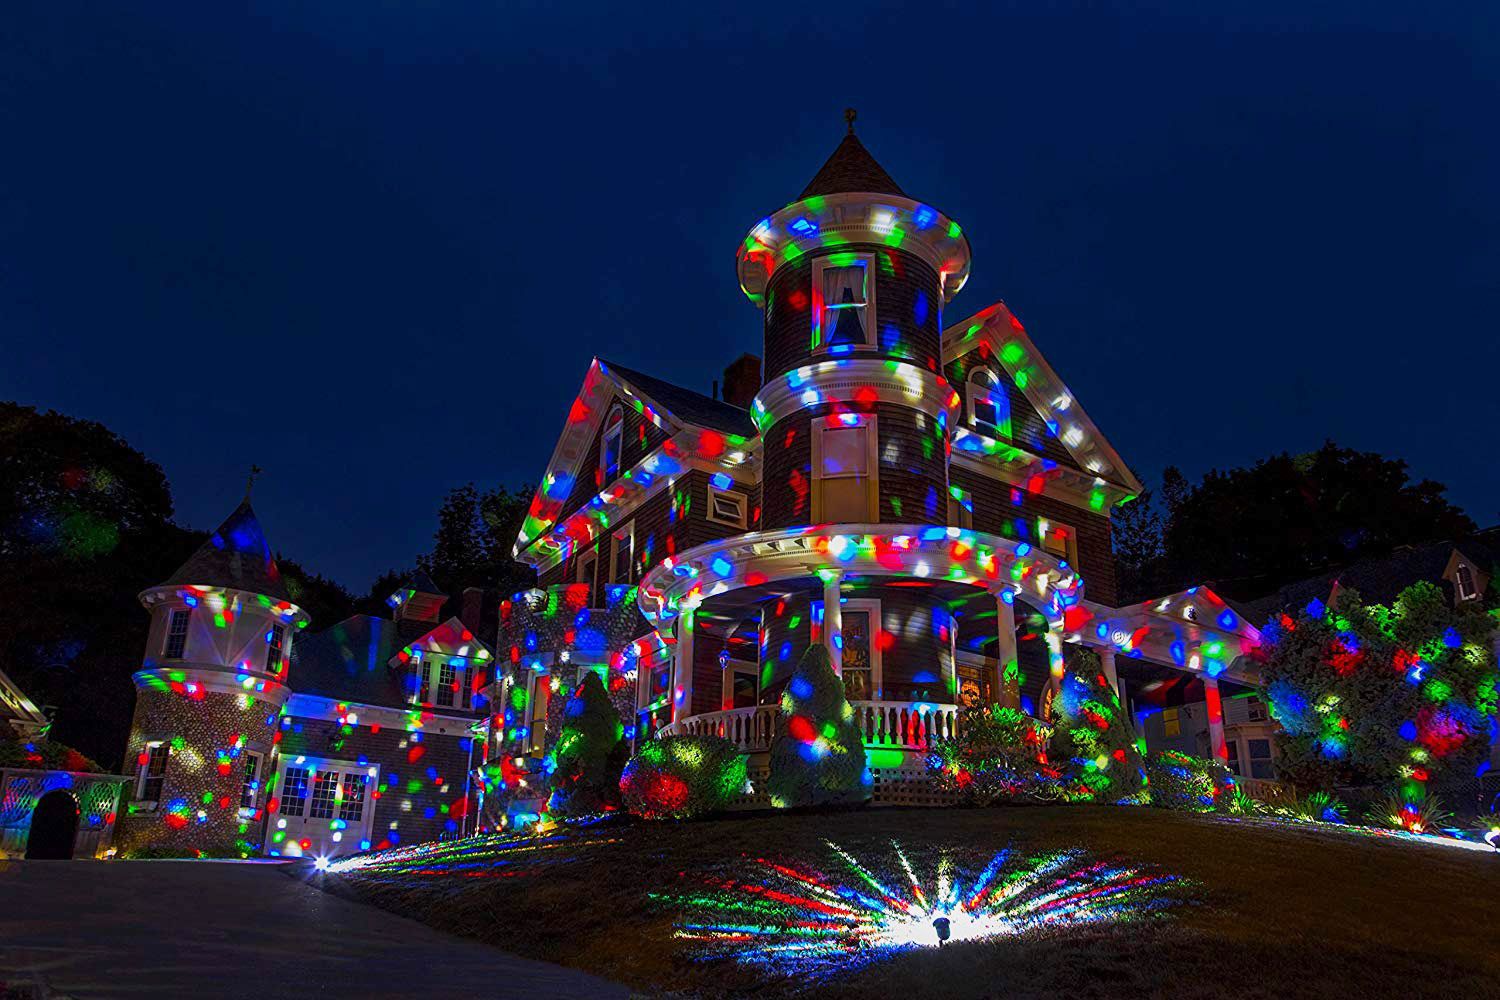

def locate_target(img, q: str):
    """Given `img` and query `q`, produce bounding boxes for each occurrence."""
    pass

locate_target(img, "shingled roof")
[798,131,906,201]
[600,359,757,438]
[157,500,291,601]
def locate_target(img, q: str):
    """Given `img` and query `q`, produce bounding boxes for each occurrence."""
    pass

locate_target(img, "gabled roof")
[798,131,906,201]
[397,569,443,598]
[156,500,291,602]
[943,302,1144,498]
[599,360,756,438]
[290,614,492,714]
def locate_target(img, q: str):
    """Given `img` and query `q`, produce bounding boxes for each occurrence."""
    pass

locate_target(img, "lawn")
[319,806,1500,999]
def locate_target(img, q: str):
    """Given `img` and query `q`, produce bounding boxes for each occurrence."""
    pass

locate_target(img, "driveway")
[0,859,630,999]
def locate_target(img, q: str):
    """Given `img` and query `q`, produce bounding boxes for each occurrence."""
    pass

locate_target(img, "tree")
[1112,490,1166,603]
[1046,648,1148,804]
[419,483,536,597]
[546,670,626,816]
[767,644,871,808]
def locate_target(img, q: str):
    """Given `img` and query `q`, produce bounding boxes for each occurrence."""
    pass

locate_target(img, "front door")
[269,755,378,859]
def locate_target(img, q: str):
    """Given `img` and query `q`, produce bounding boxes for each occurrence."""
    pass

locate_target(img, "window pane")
[821,426,867,476]
[280,767,309,816]
[841,611,873,701]
[437,662,457,708]
[164,609,190,659]
[240,754,260,810]
[338,773,366,822]
[732,673,757,709]
[1248,739,1271,759]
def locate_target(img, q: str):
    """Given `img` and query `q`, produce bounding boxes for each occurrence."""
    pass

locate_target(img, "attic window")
[967,368,1010,439]
[600,405,624,483]
[1456,562,1478,601]
[707,486,748,529]
[813,253,874,353]
[1038,518,1077,568]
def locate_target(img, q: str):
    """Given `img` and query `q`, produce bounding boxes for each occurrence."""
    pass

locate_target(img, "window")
[576,547,600,607]
[338,772,366,822]
[813,419,877,523]
[136,743,169,804]
[947,490,973,529]
[814,598,882,702]
[1247,738,1274,779]
[437,660,457,708]
[600,405,624,483]
[1225,739,1242,776]
[527,673,550,757]
[409,657,429,705]
[1162,708,1181,738]
[966,368,1010,438]
[308,770,339,820]
[1037,518,1077,567]
[610,522,635,584]
[1456,562,1479,601]
[239,752,263,812]
[707,486,748,529]
[813,253,873,351]
[1247,698,1268,722]
[266,624,286,674]
[730,670,757,709]
[280,766,310,816]
[163,608,191,659]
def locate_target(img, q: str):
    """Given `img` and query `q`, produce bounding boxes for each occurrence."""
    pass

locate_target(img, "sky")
[2,2,1496,592]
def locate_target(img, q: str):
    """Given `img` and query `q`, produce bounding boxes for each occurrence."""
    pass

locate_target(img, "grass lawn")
[319,806,1500,999]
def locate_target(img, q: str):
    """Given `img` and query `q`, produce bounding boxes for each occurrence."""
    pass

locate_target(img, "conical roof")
[798,131,906,201]
[158,500,290,601]
[396,569,443,599]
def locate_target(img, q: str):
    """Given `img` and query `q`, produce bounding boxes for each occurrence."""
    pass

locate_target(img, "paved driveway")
[0,859,629,999]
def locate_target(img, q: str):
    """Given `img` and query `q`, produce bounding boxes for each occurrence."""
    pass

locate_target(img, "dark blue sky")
[3,3,1496,591]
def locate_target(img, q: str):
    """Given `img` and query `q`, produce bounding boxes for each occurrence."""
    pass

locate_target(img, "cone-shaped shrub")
[546,670,626,815]
[1146,749,1235,811]
[767,644,872,808]
[620,734,748,820]
[1046,653,1148,804]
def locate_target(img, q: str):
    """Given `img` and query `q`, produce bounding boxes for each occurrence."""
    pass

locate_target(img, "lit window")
[1456,563,1479,601]
[239,752,263,811]
[136,743,169,804]
[966,368,1010,438]
[266,624,286,674]
[600,405,624,483]
[163,608,191,659]
[814,421,876,523]
[610,522,635,584]
[308,771,338,820]
[527,673,550,757]
[707,486,748,528]
[813,253,874,351]
[1162,708,1180,738]
[338,772,366,822]
[437,661,457,708]
[280,767,310,816]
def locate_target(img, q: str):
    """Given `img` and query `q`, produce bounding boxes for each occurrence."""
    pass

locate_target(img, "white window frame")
[135,741,169,807]
[576,546,600,606]
[436,660,458,708]
[266,624,286,674]
[308,769,340,820]
[239,750,265,814]
[812,416,880,523]
[811,252,876,353]
[719,656,759,711]
[408,653,429,706]
[813,597,883,701]
[163,608,191,659]
[706,485,748,529]
[526,670,551,758]
[1455,561,1479,601]
[635,643,672,715]
[609,521,636,585]
[1037,517,1078,568]
[600,404,625,484]
[947,488,973,530]
[279,765,311,817]
[966,367,1009,438]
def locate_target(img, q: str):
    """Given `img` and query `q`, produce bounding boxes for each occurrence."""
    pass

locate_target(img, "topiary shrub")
[767,644,871,808]
[1046,651,1148,805]
[927,705,1056,805]
[1146,749,1235,811]
[620,734,748,820]
[0,736,103,773]
[546,670,626,816]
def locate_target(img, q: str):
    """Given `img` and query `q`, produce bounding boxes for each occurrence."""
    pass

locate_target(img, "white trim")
[811,251,876,354]
[525,670,550,757]
[750,357,955,433]
[965,366,1009,438]
[812,415,880,523]
[268,753,379,858]
[719,656,758,711]
[832,597,883,700]
[706,485,748,529]
[576,547,600,605]
[600,403,625,484]
[609,520,636,585]
[1036,516,1079,570]
[282,693,477,735]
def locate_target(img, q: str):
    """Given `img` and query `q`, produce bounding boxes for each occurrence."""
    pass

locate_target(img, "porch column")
[672,607,695,725]
[1099,645,1121,697]
[1203,675,1228,762]
[822,570,843,676]
[994,591,1019,709]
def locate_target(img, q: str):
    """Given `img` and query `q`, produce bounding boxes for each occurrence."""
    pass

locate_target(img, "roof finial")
[245,464,263,501]
[844,107,857,134]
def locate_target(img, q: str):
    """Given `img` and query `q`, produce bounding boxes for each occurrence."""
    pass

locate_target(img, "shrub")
[620,735,748,820]
[0,736,102,773]
[546,670,627,816]
[1046,652,1148,805]
[927,706,1055,805]
[1371,785,1451,835]
[767,644,871,808]
[1146,750,1235,811]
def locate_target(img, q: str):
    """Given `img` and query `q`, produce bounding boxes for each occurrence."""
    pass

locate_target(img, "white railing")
[659,700,960,753]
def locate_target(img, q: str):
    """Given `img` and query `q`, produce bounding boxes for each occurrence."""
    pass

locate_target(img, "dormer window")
[1456,562,1479,602]
[813,253,874,352]
[600,405,624,483]
[967,368,1010,438]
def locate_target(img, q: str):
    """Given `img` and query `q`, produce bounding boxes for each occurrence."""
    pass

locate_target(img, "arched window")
[600,404,624,483]
[966,367,1009,438]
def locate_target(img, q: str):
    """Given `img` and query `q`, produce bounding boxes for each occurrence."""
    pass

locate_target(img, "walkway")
[0,859,629,999]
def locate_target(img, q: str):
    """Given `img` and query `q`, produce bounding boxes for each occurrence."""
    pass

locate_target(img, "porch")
[659,699,959,754]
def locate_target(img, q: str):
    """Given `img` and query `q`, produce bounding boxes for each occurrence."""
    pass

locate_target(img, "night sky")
[3,3,1496,591]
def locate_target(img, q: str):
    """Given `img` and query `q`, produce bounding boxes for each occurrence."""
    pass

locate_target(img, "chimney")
[460,587,485,634]
[721,354,762,410]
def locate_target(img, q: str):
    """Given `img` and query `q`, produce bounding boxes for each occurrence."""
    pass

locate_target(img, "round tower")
[117,499,308,857]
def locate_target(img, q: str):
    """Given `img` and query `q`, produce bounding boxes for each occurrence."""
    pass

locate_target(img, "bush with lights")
[1047,649,1148,804]
[1146,749,1235,811]
[546,670,627,816]
[620,734,748,820]
[1252,582,1498,817]
[767,644,872,808]
[926,705,1055,805]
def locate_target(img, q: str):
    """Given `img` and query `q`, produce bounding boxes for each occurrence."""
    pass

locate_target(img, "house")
[480,117,1266,821]
[115,500,492,860]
